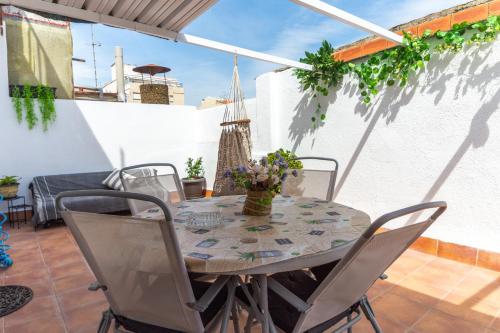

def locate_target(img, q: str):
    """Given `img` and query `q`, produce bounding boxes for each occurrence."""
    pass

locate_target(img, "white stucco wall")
[1,97,258,200]
[256,39,500,253]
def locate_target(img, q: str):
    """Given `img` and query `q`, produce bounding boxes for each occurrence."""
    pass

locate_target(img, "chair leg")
[360,296,383,333]
[231,302,241,333]
[97,309,113,333]
[347,313,353,333]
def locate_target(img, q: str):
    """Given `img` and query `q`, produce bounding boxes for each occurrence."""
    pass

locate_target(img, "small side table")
[5,196,32,229]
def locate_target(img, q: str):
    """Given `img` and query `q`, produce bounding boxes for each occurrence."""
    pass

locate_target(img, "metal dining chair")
[282,157,339,202]
[239,201,447,333]
[120,163,185,215]
[56,190,236,333]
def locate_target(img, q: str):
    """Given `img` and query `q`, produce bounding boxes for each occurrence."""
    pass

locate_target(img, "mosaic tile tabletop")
[135,195,371,274]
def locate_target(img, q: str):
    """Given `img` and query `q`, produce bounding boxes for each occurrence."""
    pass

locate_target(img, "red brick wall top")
[333,0,499,62]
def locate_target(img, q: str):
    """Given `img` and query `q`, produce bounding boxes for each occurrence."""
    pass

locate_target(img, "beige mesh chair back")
[295,201,447,333]
[56,190,206,333]
[120,163,185,215]
[282,157,338,201]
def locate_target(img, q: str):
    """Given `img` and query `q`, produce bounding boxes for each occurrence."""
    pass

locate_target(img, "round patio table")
[136,195,371,333]
[135,195,370,275]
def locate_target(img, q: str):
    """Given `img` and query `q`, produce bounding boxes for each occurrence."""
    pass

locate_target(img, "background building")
[198,96,229,109]
[103,63,184,105]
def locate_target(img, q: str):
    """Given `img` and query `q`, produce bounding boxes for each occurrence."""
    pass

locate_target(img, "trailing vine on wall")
[11,84,57,131]
[12,85,22,123]
[23,84,37,130]
[294,15,500,125]
[37,85,56,131]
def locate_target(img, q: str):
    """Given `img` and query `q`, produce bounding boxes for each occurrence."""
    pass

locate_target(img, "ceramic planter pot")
[182,177,205,200]
[243,190,273,216]
[0,183,19,199]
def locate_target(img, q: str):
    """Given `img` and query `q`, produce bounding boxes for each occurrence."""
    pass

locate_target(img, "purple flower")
[292,169,298,177]
[237,166,247,173]
[223,170,232,178]
[261,157,268,166]
[275,152,282,159]
[280,172,288,181]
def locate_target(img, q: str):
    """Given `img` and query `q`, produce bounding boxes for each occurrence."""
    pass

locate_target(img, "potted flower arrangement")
[0,176,21,199]
[182,157,206,199]
[267,149,303,193]
[224,154,298,216]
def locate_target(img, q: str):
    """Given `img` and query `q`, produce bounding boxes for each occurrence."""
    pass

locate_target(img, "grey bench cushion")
[30,171,130,226]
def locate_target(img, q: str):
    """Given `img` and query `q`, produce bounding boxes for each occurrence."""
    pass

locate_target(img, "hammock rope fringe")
[212,55,252,196]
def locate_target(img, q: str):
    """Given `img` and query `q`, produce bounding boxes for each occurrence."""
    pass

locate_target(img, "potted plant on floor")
[224,155,298,216]
[182,157,206,199]
[0,176,21,199]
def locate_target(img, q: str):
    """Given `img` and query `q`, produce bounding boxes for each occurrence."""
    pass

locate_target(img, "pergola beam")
[0,0,312,70]
[289,0,404,44]
[176,34,312,70]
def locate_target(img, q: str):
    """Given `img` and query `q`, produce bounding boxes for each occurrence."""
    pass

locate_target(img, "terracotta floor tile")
[367,278,395,300]
[434,292,499,327]
[386,250,434,276]
[413,309,486,333]
[54,271,95,295]
[62,300,108,332]
[489,311,500,332]
[2,257,46,277]
[352,312,410,333]
[43,251,86,269]
[400,265,466,291]
[397,276,452,300]
[2,224,498,333]
[424,256,475,276]
[451,267,500,307]
[371,292,430,327]
[3,295,60,328]
[57,286,106,312]
[389,284,443,307]
[4,267,51,285]
[4,315,66,333]
[50,261,90,280]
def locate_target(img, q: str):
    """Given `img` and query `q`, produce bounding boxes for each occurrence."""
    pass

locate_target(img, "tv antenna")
[90,24,102,88]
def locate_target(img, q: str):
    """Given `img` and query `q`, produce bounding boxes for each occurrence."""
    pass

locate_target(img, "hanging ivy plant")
[37,85,56,131]
[293,15,500,125]
[294,40,350,124]
[353,30,432,104]
[12,85,23,123]
[11,84,57,131]
[23,84,37,130]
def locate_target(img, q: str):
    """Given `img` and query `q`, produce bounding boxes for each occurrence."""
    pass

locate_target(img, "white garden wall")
[256,39,500,253]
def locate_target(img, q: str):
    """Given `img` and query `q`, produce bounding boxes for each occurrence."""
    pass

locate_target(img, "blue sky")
[72,0,468,106]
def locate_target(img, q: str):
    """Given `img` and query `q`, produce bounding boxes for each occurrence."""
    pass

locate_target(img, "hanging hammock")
[212,56,252,196]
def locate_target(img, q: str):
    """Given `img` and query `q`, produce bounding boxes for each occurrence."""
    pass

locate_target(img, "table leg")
[256,275,269,333]
[220,277,236,333]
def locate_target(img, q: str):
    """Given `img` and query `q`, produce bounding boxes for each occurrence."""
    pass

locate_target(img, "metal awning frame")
[0,0,404,71]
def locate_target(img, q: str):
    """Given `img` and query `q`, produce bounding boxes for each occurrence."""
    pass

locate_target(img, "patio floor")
[0,223,499,333]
